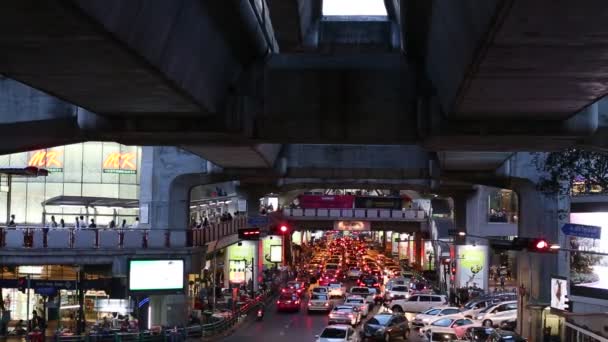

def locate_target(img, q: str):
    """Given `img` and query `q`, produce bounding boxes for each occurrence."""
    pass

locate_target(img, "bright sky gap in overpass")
[322,0,388,16]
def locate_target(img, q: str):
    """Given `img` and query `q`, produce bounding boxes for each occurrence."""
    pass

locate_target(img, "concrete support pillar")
[139,147,208,229]
[149,294,187,327]
[513,179,565,341]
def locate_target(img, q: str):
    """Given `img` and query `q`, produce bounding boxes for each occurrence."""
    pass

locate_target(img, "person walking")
[88,219,97,228]
[121,219,127,229]
[108,220,116,229]
[60,219,65,228]
[130,217,139,229]
[50,216,58,228]
[75,217,81,229]
[7,215,16,227]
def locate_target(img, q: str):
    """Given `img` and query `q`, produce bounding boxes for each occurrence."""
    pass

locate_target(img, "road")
[221,281,425,342]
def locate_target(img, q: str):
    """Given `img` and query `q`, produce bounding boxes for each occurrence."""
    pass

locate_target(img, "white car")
[348,287,375,306]
[311,286,330,297]
[347,267,363,279]
[475,301,518,327]
[328,306,361,326]
[308,293,333,313]
[384,284,410,301]
[343,296,369,317]
[328,282,345,298]
[389,294,448,313]
[315,324,360,342]
[386,277,410,291]
[411,307,462,327]
[420,316,478,341]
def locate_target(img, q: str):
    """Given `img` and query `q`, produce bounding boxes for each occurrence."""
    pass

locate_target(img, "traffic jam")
[277,233,524,342]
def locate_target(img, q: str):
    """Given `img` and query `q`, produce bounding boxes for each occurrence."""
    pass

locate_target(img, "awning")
[41,196,138,209]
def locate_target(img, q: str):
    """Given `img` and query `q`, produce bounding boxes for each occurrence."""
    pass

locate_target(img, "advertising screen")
[270,245,282,263]
[569,212,608,298]
[457,245,488,290]
[128,259,184,293]
[550,276,568,311]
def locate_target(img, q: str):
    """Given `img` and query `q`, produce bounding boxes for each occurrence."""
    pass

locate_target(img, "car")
[499,318,517,331]
[328,305,361,326]
[487,329,527,342]
[460,295,517,319]
[389,294,448,313]
[386,277,410,291]
[325,263,341,273]
[308,293,333,313]
[474,301,518,328]
[349,287,375,307]
[343,296,369,317]
[347,267,363,279]
[312,286,330,296]
[276,293,301,312]
[464,327,495,341]
[411,307,463,327]
[315,325,360,342]
[419,316,478,341]
[358,276,381,290]
[328,282,345,298]
[384,284,410,301]
[361,313,410,341]
[284,280,306,296]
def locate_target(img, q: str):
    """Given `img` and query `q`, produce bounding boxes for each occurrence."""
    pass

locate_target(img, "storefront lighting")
[60,305,80,310]
[18,266,43,274]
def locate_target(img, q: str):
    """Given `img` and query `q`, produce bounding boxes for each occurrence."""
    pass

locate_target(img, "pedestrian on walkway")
[500,275,505,290]
[7,215,16,227]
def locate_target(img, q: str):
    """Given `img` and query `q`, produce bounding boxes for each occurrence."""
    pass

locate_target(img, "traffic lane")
[221,296,344,342]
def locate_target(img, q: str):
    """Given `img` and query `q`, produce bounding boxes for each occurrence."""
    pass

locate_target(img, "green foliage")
[533,149,608,194]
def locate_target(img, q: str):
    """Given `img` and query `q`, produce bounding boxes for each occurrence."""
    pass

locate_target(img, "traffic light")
[17,276,26,293]
[279,225,289,234]
[528,238,559,253]
[238,228,261,241]
[563,295,572,312]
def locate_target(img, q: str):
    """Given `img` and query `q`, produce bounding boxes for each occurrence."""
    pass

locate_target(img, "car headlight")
[422,318,429,322]
[476,315,484,320]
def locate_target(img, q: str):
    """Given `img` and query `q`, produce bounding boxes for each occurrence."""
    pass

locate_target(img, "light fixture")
[550,244,561,250]
[458,232,467,236]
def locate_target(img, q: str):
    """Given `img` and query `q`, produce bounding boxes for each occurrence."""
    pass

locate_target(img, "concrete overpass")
[1,0,608,168]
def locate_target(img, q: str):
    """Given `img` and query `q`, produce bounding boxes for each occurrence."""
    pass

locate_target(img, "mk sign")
[103,152,137,174]
[28,150,63,172]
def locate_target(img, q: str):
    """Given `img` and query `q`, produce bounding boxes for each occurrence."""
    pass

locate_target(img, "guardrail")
[54,291,270,342]
[282,208,427,220]
[0,217,246,249]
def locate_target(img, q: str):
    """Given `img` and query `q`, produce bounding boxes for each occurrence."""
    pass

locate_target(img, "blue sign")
[561,223,602,239]
[247,216,269,228]
[35,287,58,296]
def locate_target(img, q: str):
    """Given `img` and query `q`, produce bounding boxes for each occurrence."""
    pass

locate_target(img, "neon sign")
[28,150,63,172]
[103,152,136,174]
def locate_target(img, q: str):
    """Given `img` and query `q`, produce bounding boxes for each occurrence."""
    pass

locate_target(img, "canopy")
[41,196,138,209]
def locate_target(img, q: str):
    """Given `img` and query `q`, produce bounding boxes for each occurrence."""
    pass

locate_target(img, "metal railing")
[0,217,246,249]
[282,207,427,220]
[54,291,271,342]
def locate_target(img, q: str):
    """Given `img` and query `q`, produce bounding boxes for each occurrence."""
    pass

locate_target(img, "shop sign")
[28,150,63,172]
[33,280,76,289]
[103,152,137,174]
[334,221,370,231]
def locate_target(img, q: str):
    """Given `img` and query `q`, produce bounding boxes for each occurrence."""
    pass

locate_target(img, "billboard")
[297,195,354,209]
[457,245,488,290]
[569,212,608,298]
[550,276,568,311]
[128,259,184,293]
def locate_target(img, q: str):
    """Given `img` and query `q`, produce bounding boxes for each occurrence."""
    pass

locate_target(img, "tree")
[534,149,608,194]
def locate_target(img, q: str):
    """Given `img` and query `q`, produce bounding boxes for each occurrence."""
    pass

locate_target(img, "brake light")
[324,303,329,307]
[295,301,300,304]
[277,301,280,305]
[373,283,379,286]
[308,302,312,306]
[348,314,354,318]
[282,289,286,292]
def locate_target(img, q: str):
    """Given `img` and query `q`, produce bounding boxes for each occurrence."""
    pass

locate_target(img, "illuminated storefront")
[0,142,141,225]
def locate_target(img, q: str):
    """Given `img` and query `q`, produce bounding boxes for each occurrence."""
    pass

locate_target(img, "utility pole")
[26,275,30,332]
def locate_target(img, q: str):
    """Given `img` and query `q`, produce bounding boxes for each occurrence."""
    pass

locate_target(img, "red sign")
[297,195,354,209]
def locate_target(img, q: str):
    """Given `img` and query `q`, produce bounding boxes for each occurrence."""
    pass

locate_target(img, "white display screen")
[129,259,184,292]
[270,245,282,263]
[569,213,608,298]
[550,277,568,311]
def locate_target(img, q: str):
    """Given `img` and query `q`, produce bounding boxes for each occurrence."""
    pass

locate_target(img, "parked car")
[315,325,360,342]
[474,301,518,328]
[343,296,369,317]
[389,294,448,313]
[499,318,517,331]
[308,293,333,313]
[361,313,410,341]
[419,316,478,341]
[464,327,495,341]
[411,307,463,327]
[328,306,361,326]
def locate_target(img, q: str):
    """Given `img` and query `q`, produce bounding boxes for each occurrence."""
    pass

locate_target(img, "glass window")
[63,143,83,183]
[367,315,391,325]
[431,318,453,327]
[26,183,45,224]
[119,184,138,199]
[419,296,431,302]
[320,328,346,339]
[442,309,460,315]
[0,191,7,222]
[488,189,518,223]
[431,296,443,302]
[82,142,102,183]
[425,309,441,315]
[10,183,27,223]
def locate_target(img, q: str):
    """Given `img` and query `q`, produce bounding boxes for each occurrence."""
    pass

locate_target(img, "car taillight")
[373,283,379,286]
[282,289,286,292]
[277,301,280,305]
[348,314,354,318]
[324,303,329,307]
[295,301,300,304]
[308,302,312,306]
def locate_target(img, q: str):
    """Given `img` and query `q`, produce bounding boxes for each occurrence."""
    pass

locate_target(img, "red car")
[276,294,301,312]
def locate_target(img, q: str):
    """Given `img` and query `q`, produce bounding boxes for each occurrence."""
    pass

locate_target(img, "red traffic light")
[529,238,558,253]
[279,225,288,233]
[535,239,549,249]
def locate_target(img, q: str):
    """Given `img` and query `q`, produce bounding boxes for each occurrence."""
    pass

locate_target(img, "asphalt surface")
[221,280,426,342]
